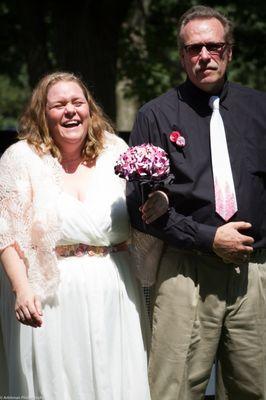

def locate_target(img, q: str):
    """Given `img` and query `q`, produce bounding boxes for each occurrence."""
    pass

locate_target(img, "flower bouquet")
[115,143,170,287]
[114,143,170,205]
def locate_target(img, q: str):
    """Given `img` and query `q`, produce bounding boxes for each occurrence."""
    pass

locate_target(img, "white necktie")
[209,96,238,221]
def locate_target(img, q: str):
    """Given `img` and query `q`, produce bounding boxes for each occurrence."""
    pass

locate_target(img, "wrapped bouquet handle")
[114,143,170,286]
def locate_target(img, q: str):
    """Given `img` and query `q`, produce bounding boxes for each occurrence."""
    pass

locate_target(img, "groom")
[126,5,266,400]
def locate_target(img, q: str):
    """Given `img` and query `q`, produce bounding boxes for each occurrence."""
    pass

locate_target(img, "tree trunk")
[50,0,133,121]
[16,0,52,87]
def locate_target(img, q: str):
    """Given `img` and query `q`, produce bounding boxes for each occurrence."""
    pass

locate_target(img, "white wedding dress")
[0,141,151,400]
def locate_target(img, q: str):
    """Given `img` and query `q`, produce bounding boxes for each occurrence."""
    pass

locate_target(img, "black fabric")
[126,79,266,252]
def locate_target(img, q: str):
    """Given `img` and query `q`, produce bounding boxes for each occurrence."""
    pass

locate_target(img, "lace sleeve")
[129,228,164,287]
[0,143,61,300]
[0,144,32,256]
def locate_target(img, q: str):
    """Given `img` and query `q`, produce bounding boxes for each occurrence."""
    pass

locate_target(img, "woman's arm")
[0,246,43,328]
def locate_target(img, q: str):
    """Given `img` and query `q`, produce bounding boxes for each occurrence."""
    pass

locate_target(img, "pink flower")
[114,143,170,181]
[170,131,180,142]
[169,131,186,148]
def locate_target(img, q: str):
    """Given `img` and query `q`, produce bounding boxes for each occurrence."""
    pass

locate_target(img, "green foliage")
[118,0,266,104]
[0,0,266,126]
[0,69,30,129]
[118,0,182,104]
[0,0,24,79]
[206,0,266,88]
[227,0,266,88]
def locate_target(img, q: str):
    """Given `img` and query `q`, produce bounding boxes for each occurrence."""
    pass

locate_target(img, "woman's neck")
[60,148,83,173]
[61,149,82,163]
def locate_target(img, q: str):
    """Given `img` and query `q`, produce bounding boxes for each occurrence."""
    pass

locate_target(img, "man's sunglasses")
[183,42,227,56]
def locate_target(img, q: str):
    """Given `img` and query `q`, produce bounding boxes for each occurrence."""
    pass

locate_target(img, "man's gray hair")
[177,5,234,49]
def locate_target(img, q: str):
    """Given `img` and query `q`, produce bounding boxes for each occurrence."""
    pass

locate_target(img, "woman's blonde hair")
[18,71,114,161]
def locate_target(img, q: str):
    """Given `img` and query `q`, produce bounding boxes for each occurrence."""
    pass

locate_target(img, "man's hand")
[213,221,254,264]
[140,190,169,224]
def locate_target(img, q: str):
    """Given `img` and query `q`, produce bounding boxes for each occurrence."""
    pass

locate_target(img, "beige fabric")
[130,229,164,287]
[148,246,266,400]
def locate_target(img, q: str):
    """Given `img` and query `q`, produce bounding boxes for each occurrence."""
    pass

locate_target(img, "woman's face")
[45,80,90,151]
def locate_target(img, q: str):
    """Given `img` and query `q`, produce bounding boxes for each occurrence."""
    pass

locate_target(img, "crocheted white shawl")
[0,140,63,300]
[0,135,164,299]
[0,133,133,300]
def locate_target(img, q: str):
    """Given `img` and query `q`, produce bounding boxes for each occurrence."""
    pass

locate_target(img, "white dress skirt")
[0,144,151,400]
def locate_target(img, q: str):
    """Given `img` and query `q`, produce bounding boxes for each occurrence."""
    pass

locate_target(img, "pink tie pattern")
[209,96,238,221]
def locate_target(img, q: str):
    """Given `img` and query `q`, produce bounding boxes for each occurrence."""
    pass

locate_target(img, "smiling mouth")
[62,121,81,128]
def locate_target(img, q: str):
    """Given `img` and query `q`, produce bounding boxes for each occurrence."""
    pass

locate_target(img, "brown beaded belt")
[55,242,128,257]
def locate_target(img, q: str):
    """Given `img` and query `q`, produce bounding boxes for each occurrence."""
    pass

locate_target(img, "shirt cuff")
[194,223,217,252]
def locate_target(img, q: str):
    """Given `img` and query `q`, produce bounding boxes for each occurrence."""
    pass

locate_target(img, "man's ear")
[227,45,233,62]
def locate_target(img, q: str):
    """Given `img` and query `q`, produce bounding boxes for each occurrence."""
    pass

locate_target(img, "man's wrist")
[194,224,217,252]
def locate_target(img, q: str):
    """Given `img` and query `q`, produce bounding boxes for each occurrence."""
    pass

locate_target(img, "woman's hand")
[0,245,43,328]
[140,190,169,224]
[15,287,43,328]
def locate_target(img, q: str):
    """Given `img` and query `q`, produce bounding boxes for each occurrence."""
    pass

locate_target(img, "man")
[126,5,266,400]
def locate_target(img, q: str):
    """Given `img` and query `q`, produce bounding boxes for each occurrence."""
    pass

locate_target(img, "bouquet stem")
[140,181,152,231]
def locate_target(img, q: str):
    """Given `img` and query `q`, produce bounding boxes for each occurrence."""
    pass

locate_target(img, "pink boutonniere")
[169,131,186,148]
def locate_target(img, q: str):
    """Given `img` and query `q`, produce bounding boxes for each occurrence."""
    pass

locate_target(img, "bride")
[0,72,168,400]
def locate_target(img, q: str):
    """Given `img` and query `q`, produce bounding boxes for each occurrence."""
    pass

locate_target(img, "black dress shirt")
[126,79,266,252]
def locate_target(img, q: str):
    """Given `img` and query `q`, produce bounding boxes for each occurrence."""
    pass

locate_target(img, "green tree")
[0,73,29,129]
[0,0,266,129]
[119,0,266,104]
[0,0,133,126]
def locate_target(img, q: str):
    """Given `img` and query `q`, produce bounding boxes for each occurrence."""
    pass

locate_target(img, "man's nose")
[199,45,211,59]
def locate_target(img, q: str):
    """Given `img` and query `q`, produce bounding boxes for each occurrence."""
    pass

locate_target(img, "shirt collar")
[178,77,229,113]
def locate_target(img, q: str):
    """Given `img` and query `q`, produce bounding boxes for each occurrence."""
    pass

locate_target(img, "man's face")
[180,17,232,93]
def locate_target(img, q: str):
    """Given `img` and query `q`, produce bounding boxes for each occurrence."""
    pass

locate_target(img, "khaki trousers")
[148,247,266,400]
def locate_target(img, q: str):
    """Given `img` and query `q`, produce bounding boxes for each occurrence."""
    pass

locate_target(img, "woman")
[0,72,167,399]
